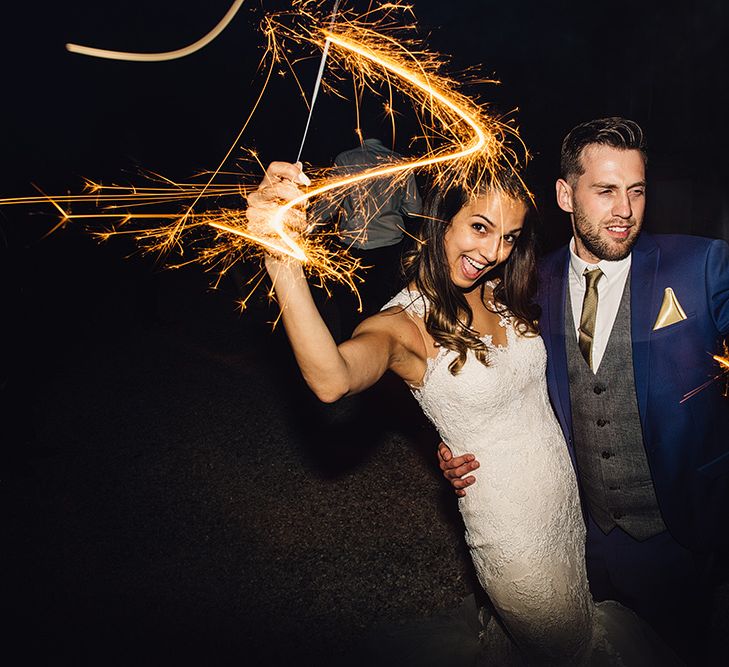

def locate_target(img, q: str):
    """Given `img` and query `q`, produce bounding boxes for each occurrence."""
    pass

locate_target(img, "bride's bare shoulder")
[356,304,422,341]
[358,298,431,363]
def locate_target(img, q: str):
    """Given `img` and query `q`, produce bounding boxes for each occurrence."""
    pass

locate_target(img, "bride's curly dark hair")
[401,174,541,375]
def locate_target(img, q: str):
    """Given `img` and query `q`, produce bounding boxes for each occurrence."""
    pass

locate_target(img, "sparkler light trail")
[65,0,247,62]
[681,340,729,402]
[2,1,527,304]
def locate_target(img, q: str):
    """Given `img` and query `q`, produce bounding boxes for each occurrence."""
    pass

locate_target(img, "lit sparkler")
[1,1,527,304]
[680,339,729,402]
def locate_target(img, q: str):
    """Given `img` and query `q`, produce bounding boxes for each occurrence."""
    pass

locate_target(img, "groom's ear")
[556,179,574,213]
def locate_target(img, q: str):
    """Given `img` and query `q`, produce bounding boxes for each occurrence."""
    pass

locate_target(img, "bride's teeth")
[464,256,485,270]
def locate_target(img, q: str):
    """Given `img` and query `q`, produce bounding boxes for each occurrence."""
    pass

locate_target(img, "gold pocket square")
[653,287,687,331]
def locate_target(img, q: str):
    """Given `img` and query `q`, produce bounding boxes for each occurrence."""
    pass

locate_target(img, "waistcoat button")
[601,451,612,459]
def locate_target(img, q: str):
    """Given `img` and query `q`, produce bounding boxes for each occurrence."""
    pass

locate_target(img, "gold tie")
[578,268,603,370]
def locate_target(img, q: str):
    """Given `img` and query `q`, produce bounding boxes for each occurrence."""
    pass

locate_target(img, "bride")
[249,161,678,665]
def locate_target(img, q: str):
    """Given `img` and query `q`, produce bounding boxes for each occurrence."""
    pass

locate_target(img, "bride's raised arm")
[251,162,423,403]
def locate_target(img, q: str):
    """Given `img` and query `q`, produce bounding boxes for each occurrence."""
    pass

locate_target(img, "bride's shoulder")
[362,299,424,345]
[380,286,428,319]
[355,288,429,356]
[357,304,429,384]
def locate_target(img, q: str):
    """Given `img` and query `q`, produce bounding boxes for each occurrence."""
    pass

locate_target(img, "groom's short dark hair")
[561,117,647,183]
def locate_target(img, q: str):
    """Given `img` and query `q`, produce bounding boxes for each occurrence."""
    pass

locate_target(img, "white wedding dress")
[382,288,680,666]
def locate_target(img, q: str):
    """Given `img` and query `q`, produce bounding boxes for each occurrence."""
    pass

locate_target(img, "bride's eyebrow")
[473,214,495,227]
[474,214,522,235]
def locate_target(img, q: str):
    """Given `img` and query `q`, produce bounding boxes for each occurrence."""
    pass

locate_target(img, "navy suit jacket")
[537,232,729,551]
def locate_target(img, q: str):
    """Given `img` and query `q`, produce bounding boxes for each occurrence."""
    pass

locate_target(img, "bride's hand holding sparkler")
[251,160,311,204]
[246,161,311,252]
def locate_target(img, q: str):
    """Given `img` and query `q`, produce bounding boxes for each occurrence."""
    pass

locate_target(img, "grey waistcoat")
[565,276,666,540]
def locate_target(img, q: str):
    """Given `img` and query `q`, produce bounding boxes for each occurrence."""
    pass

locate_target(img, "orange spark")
[681,340,729,402]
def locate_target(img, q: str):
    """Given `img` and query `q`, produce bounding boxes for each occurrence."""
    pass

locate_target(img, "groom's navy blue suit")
[538,231,729,553]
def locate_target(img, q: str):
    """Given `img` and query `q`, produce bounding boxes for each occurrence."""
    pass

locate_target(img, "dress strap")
[381,288,435,361]
[380,287,428,318]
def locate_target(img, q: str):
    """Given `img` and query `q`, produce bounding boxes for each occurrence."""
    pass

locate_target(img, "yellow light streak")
[66,0,246,62]
[715,349,729,371]
[681,340,729,402]
[256,25,496,262]
[2,1,527,301]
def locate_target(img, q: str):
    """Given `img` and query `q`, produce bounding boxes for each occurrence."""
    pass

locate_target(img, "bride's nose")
[480,236,503,265]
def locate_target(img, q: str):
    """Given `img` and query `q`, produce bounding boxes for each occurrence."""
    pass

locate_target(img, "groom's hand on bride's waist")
[437,442,479,498]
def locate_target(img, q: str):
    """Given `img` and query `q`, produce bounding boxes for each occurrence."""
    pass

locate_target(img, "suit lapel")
[629,233,659,430]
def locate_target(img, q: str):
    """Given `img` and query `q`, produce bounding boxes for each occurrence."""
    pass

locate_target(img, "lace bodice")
[382,288,563,458]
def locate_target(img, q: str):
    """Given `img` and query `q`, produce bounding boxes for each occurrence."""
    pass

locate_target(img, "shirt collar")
[568,237,632,284]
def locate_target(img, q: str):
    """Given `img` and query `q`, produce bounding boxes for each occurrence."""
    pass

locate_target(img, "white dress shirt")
[568,239,632,372]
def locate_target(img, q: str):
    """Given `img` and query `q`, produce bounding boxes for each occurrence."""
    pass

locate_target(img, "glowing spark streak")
[714,353,729,371]
[256,27,489,263]
[295,0,342,163]
[209,220,302,257]
[325,29,488,165]
[65,0,245,61]
[680,343,729,403]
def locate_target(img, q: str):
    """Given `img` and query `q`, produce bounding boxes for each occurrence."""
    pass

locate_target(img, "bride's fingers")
[260,161,311,188]
[249,181,303,203]
[293,161,311,186]
[260,161,299,186]
[266,181,304,202]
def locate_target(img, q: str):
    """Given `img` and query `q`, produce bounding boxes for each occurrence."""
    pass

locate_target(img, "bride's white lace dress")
[382,288,679,666]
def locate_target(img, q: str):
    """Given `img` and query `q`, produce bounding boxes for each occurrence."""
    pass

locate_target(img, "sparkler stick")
[65,0,246,62]
[295,0,341,163]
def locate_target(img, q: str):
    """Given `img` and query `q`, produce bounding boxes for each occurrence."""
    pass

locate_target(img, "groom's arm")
[437,442,479,497]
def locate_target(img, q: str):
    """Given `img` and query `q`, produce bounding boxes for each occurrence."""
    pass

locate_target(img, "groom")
[439,117,729,658]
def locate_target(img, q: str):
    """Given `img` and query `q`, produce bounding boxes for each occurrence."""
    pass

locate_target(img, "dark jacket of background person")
[315,137,422,250]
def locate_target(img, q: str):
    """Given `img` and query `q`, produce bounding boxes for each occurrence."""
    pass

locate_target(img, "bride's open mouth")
[461,255,488,279]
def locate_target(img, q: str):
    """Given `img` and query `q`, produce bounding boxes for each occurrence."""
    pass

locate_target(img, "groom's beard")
[572,205,642,262]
